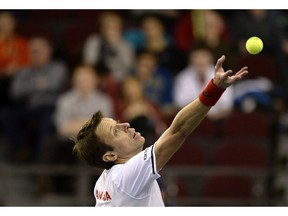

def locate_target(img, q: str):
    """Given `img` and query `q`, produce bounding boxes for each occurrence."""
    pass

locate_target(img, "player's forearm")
[169,98,210,137]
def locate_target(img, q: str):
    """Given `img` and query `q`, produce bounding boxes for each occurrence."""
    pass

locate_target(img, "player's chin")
[139,136,145,144]
[136,136,145,146]
[140,138,146,151]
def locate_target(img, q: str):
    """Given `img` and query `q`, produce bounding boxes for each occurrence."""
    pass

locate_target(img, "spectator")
[82,11,134,82]
[116,76,167,144]
[38,65,114,194]
[0,11,30,162]
[173,10,234,68]
[0,11,29,75]
[131,50,175,117]
[0,11,29,106]
[128,10,180,33]
[54,64,114,139]
[94,62,120,107]
[173,43,234,121]
[139,14,184,75]
[4,36,68,162]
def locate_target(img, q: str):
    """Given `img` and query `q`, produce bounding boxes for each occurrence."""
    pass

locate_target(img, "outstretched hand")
[213,55,248,89]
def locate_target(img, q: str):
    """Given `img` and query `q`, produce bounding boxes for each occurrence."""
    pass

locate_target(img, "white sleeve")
[113,144,160,199]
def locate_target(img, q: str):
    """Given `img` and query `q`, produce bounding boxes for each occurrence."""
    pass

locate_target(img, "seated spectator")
[0,11,29,76]
[54,64,114,139]
[173,10,234,69]
[94,62,120,106]
[116,76,167,144]
[4,36,68,162]
[131,50,175,117]
[0,11,29,106]
[127,10,180,33]
[139,14,184,75]
[82,11,134,82]
[37,65,114,194]
[0,11,30,162]
[173,43,234,121]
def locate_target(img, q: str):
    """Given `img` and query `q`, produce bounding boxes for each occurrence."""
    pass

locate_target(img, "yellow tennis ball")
[245,36,263,55]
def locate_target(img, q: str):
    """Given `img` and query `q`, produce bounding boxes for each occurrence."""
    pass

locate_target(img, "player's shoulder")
[107,145,153,178]
[104,164,124,180]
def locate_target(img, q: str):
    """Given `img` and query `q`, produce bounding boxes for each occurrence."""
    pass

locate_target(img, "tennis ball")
[245,36,263,55]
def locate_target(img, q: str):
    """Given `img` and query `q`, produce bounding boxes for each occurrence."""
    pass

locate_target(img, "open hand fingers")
[229,67,248,83]
[234,66,249,78]
[223,70,233,78]
[223,66,248,85]
[213,58,248,88]
[225,66,248,78]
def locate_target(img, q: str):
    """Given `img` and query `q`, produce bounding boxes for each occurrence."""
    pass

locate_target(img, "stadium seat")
[223,110,271,138]
[212,139,268,168]
[202,175,253,198]
[167,143,206,166]
[191,118,220,137]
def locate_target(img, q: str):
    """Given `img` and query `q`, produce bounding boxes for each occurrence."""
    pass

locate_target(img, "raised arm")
[154,55,248,171]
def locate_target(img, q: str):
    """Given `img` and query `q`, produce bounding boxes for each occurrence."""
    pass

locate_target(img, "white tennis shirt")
[94,144,164,206]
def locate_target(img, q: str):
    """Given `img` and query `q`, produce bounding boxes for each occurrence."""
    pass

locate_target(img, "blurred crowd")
[0,9,288,167]
[1,9,288,205]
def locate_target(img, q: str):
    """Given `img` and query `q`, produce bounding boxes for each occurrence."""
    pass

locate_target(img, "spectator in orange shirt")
[0,11,29,75]
[0,11,29,106]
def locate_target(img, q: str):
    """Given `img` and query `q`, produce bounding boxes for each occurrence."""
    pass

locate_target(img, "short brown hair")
[72,111,115,169]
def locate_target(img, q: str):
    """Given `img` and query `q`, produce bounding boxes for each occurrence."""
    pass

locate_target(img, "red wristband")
[199,79,225,106]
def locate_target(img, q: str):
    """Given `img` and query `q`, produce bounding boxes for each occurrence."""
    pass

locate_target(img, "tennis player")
[73,55,248,206]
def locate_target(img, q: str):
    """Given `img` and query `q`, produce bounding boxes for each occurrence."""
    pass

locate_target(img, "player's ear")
[102,151,118,162]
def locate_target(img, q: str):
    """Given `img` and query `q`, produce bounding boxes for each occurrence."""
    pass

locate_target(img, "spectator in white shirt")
[173,44,234,120]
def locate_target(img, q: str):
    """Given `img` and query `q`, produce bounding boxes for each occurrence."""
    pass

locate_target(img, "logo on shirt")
[144,148,148,160]
[96,189,112,201]
[203,91,212,97]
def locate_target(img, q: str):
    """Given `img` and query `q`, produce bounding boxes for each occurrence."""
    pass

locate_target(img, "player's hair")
[72,111,115,169]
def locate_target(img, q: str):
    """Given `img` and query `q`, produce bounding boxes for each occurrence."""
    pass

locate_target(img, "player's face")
[95,118,145,160]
